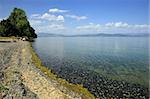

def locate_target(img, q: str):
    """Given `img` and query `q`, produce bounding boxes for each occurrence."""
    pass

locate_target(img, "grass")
[0,84,8,92]
[0,84,9,98]
[0,36,16,39]
[29,43,95,99]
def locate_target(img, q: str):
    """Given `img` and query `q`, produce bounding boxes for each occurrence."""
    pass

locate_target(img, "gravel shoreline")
[0,40,92,99]
[0,41,38,99]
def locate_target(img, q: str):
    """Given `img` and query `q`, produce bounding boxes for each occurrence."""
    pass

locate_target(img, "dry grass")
[0,36,16,39]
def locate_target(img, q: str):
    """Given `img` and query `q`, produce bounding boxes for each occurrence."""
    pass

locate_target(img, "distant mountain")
[38,33,149,37]
[38,33,65,37]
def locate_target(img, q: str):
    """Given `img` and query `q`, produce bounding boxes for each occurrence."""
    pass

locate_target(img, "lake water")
[32,37,149,97]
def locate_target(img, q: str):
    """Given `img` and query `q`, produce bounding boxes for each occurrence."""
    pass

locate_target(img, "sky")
[0,0,149,34]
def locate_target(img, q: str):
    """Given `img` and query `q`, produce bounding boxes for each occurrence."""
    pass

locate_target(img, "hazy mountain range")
[38,33,149,37]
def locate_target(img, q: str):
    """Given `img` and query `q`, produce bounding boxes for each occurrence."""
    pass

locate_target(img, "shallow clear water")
[32,37,149,86]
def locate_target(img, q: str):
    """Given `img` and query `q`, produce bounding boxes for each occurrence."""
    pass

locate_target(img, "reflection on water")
[32,37,149,97]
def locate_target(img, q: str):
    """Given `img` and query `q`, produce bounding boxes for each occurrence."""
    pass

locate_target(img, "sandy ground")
[0,40,82,99]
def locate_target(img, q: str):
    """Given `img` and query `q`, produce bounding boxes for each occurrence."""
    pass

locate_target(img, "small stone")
[21,88,27,96]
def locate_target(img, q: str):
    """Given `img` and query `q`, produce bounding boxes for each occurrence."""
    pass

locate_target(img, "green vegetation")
[0,84,9,98]
[29,43,95,99]
[0,8,37,38]
[0,36,16,39]
[0,84,8,92]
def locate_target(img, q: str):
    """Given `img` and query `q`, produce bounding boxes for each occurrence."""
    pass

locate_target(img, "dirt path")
[0,41,82,99]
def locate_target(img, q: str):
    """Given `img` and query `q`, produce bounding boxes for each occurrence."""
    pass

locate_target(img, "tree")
[0,8,37,38]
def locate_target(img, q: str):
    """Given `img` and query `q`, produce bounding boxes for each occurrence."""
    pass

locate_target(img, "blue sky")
[0,0,149,34]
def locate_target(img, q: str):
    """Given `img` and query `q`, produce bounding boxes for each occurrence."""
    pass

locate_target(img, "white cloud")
[29,19,42,25]
[49,8,68,13]
[76,23,101,33]
[105,22,129,28]
[29,11,149,34]
[36,24,66,33]
[41,13,64,21]
[31,14,40,17]
[134,24,149,28]
[66,15,87,20]
[76,22,150,34]
[31,13,64,22]
[30,12,65,33]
